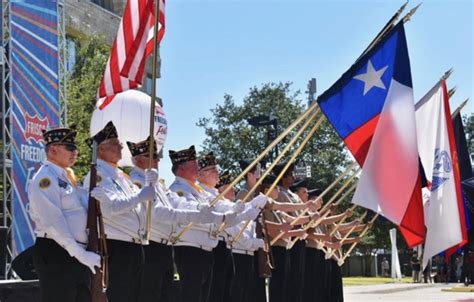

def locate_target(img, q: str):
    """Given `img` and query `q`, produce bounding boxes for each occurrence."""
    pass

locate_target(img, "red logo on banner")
[24,114,49,143]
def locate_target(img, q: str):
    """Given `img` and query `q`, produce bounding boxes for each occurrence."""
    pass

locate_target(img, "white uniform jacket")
[200,183,260,255]
[28,160,88,253]
[169,177,218,251]
[83,159,147,244]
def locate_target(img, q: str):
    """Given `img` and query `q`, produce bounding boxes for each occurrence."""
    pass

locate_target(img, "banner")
[10,0,60,255]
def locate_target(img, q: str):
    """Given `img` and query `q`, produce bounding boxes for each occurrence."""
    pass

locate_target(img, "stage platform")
[0,279,39,302]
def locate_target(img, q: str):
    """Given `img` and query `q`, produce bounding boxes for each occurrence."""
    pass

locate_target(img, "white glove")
[90,186,114,203]
[137,186,155,202]
[145,169,159,185]
[233,201,246,214]
[197,203,213,213]
[250,194,268,209]
[251,238,265,250]
[237,207,260,222]
[68,244,101,274]
[221,212,239,227]
[195,209,224,225]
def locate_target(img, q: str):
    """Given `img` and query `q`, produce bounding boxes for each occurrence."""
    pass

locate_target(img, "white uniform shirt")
[129,167,146,189]
[83,159,147,244]
[169,177,218,250]
[200,183,260,253]
[130,167,179,242]
[28,160,88,253]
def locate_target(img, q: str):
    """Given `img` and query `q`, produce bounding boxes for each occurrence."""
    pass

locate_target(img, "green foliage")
[66,35,110,179]
[197,81,419,254]
[197,82,350,192]
[357,217,409,255]
[464,113,474,154]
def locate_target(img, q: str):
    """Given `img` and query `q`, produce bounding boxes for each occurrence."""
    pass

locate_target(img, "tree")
[197,82,350,192]
[67,35,110,179]
[197,82,416,260]
[465,113,474,155]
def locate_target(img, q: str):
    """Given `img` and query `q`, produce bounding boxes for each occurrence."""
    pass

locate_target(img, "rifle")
[256,211,273,278]
[86,140,109,302]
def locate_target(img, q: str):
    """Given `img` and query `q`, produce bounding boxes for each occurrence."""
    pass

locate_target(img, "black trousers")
[32,238,91,302]
[209,241,233,302]
[326,259,344,302]
[303,248,327,302]
[175,246,214,302]
[269,246,289,302]
[137,241,174,302]
[106,239,145,302]
[287,240,306,302]
[226,253,253,302]
[248,254,266,302]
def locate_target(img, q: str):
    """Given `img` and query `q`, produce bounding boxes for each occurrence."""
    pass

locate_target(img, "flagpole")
[441,68,454,81]
[358,1,408,60]
[230,113,325,244]
[273,163,360,247]
[325,211,367,260]
[170,106,322,244]
[340,213,379,264]
[360,2,421,59]
[145,0,162,242]
[402,3,422,23]
[288,162,359,226]
[451,99,470,118]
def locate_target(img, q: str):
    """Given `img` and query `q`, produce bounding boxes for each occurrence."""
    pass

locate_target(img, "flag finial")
[448,86,457,98]
[398,1,409,15]
[451,98,470,118]
[403,3,423,23]
[441,68,454,81]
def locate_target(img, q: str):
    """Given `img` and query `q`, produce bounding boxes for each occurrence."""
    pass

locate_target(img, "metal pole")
[145,0,162,242]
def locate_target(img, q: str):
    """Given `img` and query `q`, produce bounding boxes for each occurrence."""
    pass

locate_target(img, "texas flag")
[415,80,467,269]
[317,22,425,247]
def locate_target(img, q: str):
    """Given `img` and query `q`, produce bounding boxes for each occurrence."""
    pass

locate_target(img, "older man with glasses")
[28,127,101,302]
[126,140,236,302]
[83,121,156,302]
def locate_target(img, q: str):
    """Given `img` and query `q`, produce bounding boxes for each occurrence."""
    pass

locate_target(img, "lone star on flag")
[353,60,389,95]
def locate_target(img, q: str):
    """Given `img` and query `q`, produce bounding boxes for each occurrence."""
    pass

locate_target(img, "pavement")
[344,283,474,302]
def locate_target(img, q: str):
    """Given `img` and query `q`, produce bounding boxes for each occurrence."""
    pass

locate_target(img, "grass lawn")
[343,277,412,286]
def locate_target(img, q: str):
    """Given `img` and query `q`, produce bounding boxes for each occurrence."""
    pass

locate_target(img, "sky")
[155,0,473,184]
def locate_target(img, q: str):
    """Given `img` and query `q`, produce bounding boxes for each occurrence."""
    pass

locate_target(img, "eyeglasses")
[143,154,159,160]
[58,144,77,152]
[200,166,219,174]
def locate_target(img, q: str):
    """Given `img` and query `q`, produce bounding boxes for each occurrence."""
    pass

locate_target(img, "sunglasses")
[57,144,77,152]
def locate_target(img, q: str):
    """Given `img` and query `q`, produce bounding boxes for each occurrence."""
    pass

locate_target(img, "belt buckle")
[208,226,218,240]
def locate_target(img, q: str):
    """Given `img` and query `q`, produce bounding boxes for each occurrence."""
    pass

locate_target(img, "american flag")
[97,0,165,109]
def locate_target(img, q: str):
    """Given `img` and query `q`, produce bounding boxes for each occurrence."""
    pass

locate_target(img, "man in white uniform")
[168,146,259,302]
[125,139,239,301]
[84,121,155,302]
[29,127,100,302]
